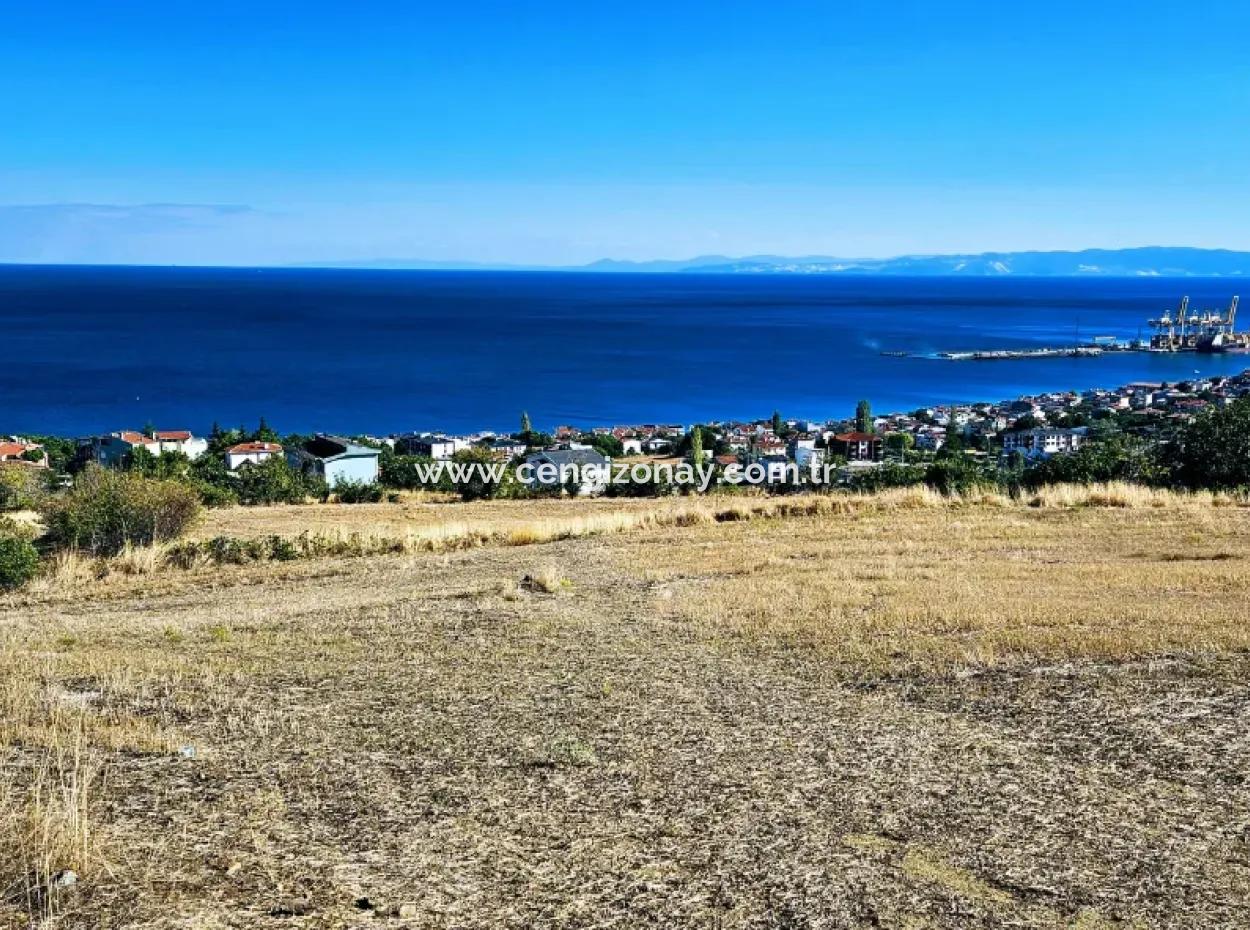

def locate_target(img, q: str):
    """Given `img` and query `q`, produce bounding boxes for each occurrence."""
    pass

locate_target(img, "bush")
[0,533,40,589]
[39,465,202,556]
[335,479,383,504]
[0,464,45,512]
[236,457,308,505]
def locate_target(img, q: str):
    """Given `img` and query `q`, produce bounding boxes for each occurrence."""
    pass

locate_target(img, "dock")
[881,295,1245,361]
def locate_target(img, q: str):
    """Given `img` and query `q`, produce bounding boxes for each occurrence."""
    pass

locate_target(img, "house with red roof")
[225,441,284,471]
[91,429,206,467]
[0,439,48,468]
[830,432,883,462]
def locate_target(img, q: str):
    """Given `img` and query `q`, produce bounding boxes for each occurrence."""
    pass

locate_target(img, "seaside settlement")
[5,369,1250,498]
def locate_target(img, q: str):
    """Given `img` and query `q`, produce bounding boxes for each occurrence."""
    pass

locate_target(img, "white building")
[226,441,284,471]
[1001,427,1088,459]
[523,449,609,496]
[153,430,208,460]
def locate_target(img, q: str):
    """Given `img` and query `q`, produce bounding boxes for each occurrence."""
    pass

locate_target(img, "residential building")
[488,438,527,459]
[92,431,160,467]
[830,432,883,462]
[0,440,47,467]
[1001,427,1088,459]
[226,441,284,471]
[523,448,608,496]
[288,436,380,486]
[396,434,464,459]
[153,430,207,459]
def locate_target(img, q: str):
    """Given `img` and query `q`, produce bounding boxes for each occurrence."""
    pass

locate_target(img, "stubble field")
[3,489,1250,928]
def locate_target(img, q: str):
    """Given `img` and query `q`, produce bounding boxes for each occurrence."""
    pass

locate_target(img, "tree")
[771,410,783,435]
[254,417,279,443]
[690,426,704,466]
[450,446,505,501]
[235,457,308,505]
[943,410,964,454]
[1166,397,1250,490]
[884,432,914,457]
[855,400,874,434]
[1024,434,1164,488]
[520,411,532,435]
[581,433,623,458]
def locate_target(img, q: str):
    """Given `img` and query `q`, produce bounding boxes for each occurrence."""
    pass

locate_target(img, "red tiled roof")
[227,442,283,454]
[154,430,193,441]
[833,432,880,443]
[117,431,158,445]
[0,441,39,458]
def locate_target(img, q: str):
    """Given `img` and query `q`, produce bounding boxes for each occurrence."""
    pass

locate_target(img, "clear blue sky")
[2,1,1248,264]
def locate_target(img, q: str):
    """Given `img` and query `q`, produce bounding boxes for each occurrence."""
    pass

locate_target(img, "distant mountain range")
[301,247,1250,276]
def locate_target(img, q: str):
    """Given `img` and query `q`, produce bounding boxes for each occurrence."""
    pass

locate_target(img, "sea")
[2,264,1247,437]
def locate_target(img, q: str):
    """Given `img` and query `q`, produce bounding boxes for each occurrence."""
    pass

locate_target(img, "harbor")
[882,295,1245,361]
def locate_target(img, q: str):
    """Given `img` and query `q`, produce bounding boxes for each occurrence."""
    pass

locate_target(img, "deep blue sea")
[3,265,1247,436]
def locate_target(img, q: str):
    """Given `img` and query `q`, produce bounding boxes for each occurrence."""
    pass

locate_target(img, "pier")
[882,295,1245,361]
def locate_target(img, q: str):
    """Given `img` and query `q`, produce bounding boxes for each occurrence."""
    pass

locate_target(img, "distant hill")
[653,247,1250,276]
[298,248,1250,276]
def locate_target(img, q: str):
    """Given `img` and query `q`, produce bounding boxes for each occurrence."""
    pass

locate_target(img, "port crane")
[1149,295,1246,352]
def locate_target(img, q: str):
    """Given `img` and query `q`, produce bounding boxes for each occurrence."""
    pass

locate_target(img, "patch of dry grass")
[2,491,1250,926]
[625,499,1250,673]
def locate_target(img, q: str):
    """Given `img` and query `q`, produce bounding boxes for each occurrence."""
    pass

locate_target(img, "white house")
[288,436,380,487]
[153,430,207,460]
[92,429,206,466]
[396,434,467,459]
[226,441,284,471]
[793,445,825,469]
[523,449,608,496]
[488,438,527,458]
[1001,427,1088,459]
[621,438,643,456]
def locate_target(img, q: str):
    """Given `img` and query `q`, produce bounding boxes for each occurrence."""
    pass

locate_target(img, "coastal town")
[5,368,1250,498]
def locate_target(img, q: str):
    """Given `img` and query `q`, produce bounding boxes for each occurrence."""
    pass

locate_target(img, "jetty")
[882,295,1245,361]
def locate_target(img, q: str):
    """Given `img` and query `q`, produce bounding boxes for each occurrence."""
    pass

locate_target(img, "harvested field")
[3,493,1250,927]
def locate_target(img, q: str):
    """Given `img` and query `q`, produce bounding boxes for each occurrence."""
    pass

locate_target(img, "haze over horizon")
[3,1,1249,266]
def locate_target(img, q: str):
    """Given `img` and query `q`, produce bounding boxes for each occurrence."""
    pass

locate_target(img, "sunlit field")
[3,488,1250,927]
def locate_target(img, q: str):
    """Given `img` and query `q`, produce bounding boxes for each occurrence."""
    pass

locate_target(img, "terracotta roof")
[117,431,158,445]
[227,442,283,454]
[154,430,193,441]
[0,441,39,458]
[833,432,880,443]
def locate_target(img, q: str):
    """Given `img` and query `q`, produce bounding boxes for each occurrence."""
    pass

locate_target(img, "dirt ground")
[3,501,1250,928]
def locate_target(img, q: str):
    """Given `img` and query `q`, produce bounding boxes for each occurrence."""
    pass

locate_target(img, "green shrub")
[0,534,40,589]
[335,480,383,504]
[192,479,239,508]
[268,535,299,561]
[0,464,45,512]
[39,465,202,556]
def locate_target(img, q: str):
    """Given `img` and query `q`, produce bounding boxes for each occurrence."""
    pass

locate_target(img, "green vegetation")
[855,399,874,434]
[39,466,202,556]
[0,517,39,590]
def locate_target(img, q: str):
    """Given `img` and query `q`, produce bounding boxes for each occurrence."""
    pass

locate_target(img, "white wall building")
[226,441,284,471]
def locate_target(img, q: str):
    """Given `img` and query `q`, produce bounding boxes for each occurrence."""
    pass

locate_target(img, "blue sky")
[2,1,1248,264]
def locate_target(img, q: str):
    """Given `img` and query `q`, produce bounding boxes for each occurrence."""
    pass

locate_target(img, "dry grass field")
[3,487,1250,928]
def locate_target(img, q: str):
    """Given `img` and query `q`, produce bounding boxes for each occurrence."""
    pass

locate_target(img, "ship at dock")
[1148,295,1246,352]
